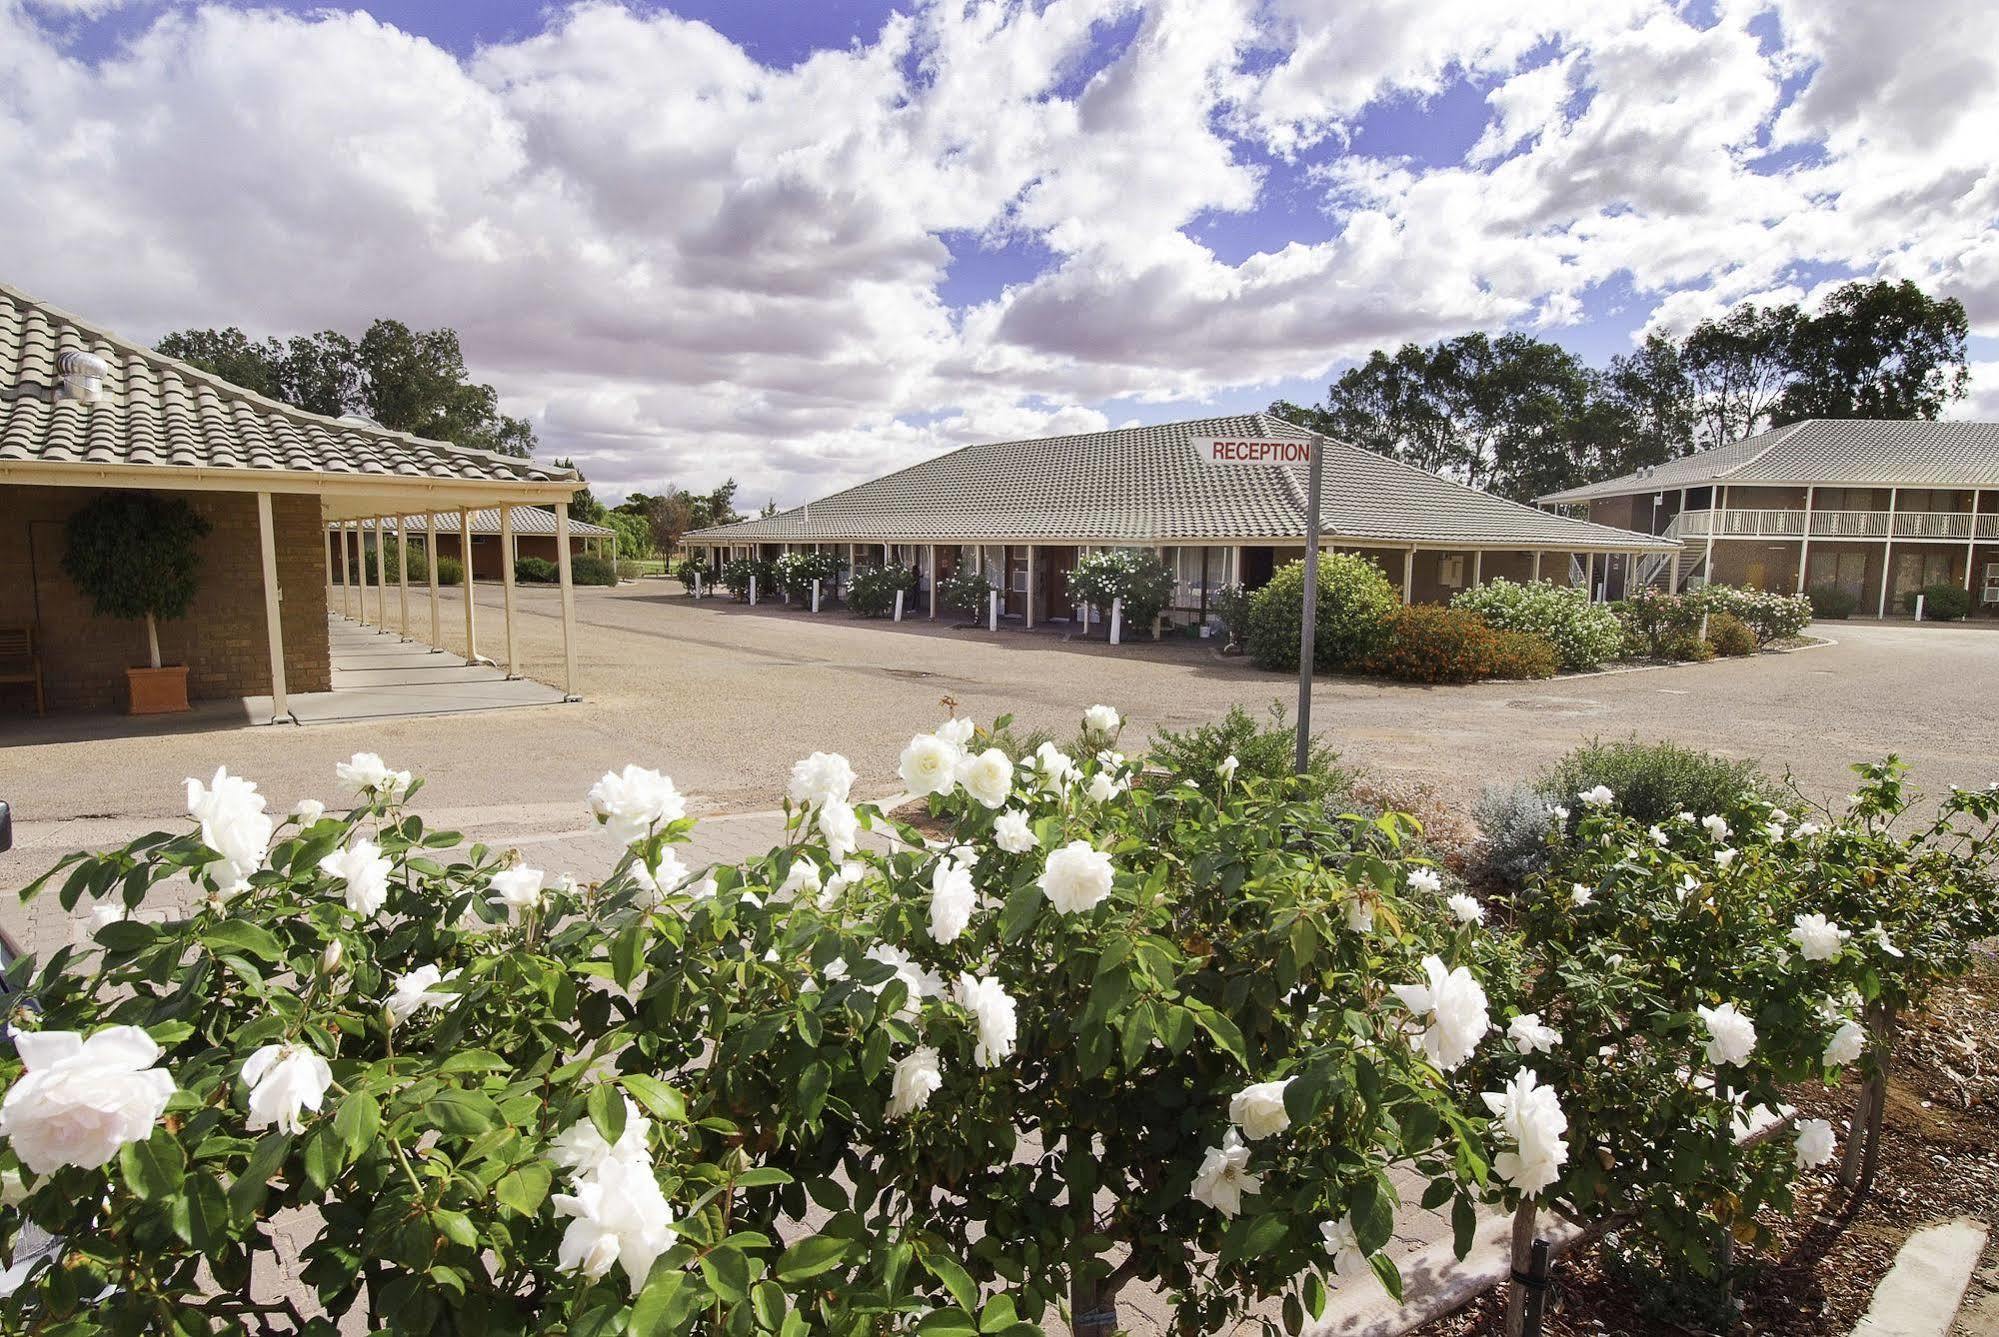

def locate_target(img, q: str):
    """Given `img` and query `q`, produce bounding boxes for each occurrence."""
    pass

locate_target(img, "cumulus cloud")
[0,0,1994,506]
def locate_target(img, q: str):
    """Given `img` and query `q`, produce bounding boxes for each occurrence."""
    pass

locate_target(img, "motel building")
[683,414,1675,634]
[1537,420,1999,616]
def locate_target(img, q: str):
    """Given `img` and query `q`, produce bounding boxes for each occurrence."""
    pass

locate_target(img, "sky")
[5,0,1998,509]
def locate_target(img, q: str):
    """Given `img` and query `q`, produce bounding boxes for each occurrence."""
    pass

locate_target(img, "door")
[1037,547,1078,621]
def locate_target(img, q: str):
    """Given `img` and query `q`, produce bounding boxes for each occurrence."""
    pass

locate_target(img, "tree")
[1600,332,1696,467]
[1773,279,1969,424]
[1682,301,1799,449]
[643,489,695,556]
[60,492,212,669]
[155,327,283,399]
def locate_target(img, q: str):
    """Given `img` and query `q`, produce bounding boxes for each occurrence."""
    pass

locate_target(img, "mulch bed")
[1426,951,1999,1335]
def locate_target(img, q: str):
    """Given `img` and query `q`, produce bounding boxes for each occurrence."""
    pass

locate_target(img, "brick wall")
[0,484,330,714]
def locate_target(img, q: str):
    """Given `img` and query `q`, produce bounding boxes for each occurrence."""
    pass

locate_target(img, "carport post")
[1401,548,1414,604]
[555,500,579,700]
[499,502,520,678]
[1532,550,1542,582]
[337,523,351,617]
[425,511,441,651]
[396,514,410,639]
[374,517,390,634]
[460,508,479,665]
[255,492,289,725]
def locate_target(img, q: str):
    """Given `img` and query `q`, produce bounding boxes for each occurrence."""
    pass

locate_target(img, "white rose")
[898,734,961,798]
[242,1043,334,1135]
[1823,1019,1866,1067]
[87,903,128,933]
[1482,1068,1570,1197]
[1508,1013,1561,1055]
[1406,867,1443,895]
[1793,1117,1836,1169]
[631,848,690,906]
[1391,955,1490,1071]
[957,749,1014,810]
[1697,1002,1756,1067]
[1228,1079,1294,1141]
[1344,896,1375,933]
[993,810,1038,854]
[1701,814,1731,841]
[927,859,977,943]
[888,1047,944,1118]
[1083,704,1121,737]
[817,799,861,862]
[489,866,547,914]
[1188,1129,1260,1217]
[1448,893,1486,925]
[1789,913,1850,962]
[1319,1214,1369,1281]
[336,752,411,800]
[386,964,462,1026]
[935,717,977,748]
[547,1098,650,1179]
[318,838,393,917]
[0,1027,176,1173]
[185,766,273,893]
[588,765,685,845]
[1084,772,1121,804]
[953,974,1018,1068]
[1038,841,1115,915]
[1578,785,1614,807]
[1032,742,1078,792]
[1570,883,1594,907]
[774,856,823,906]
[553,1156,678,1295]
[293,798,326,825]
[787,752,856,808]
[864,945,944,1020]
[1218,754,1240,782]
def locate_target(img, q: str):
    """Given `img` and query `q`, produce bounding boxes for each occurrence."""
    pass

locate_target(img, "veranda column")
[1964,488,1981,593]
[555,500,579,700]
[1472,550,1483,588]
[338,522,352,617]
[374,517,390,633]
[928,544,939,619]
[1702,486,1723,589]
[425,511,442,651]
[1531,550,1542,582]
[255,492,289,725]
[360,521,375,625]
[396,514,410,639]
[1401,549,1414,604]
[1877,487,1899,618]
[460,508,479,664]
[322,523,334,591]
[500,503,521,677]
[1796,486,1817,593]
[1024,543,1037,629]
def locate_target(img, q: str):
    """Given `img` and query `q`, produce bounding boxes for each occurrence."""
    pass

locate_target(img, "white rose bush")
[3,718,1521,1335]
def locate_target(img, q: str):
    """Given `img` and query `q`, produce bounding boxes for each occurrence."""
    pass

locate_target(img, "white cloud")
[1,0,1995,507]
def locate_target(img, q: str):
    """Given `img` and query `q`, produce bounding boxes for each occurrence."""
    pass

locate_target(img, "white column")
[1531,550,1542,582]
[460,508,479,664]
[255,492,289,724]
[556,500,579,700]
[1965,488,1980,593]
[500,502,520,677]
[395,514,410,639]
[322,521,334,590]
[1472,550,1483,588]
[1797,486,1816,594]
[425,511,441,651]
[374,517,390,633]
[1025,543,1037,629]
[1401,549,1414,604]
[928,545,939,620]
[337,522,352,617]
[1878,487,1899,618]
[1703,486,1723,589]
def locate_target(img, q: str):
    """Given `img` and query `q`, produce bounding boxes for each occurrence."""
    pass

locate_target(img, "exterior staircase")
[1632,515,1699,592]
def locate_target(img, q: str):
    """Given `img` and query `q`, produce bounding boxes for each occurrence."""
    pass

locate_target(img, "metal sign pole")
[1295,435,1324,774]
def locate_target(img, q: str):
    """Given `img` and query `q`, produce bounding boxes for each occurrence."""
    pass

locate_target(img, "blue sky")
[8,0,1997,504]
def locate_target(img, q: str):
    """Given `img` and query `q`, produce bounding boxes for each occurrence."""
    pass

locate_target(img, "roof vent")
[57,349,110,403]
[337,413,384,428]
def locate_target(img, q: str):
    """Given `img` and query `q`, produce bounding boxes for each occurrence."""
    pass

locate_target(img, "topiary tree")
[60,491,212,669]
[1244,554,1400,672]
[1066,549,1177,632]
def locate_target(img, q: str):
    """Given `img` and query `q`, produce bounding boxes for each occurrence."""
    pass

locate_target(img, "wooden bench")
[0,626,44,716]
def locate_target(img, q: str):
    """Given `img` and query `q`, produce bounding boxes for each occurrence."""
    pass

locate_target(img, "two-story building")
[1537,420,1999,616]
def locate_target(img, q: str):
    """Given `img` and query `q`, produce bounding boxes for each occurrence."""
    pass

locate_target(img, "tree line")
[1270,279,1971,501]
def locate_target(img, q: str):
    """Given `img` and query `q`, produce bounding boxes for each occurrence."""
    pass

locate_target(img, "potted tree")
[60,491,211,714]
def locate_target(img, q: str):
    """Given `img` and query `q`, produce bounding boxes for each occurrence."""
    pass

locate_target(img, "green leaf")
[119,1128,184,1201]
[496,1162,552,1216]
[1452,1194,1478,1259]
[1369,1252,1404,1304]
[431,1207,479,1248]
[978,1293,1021,1333]
[750,1280,786,1329]
[168,1171,227,1248]
[422,1090,502,1136]
[796,1061,832,1123]
[228,1132,291,1222]
[587,1082,628,1146]
[622,1073,688,1123]
[1184,999,1248,1067]
[1348,1173,1396,1254]
[611,922,646,991]
[916,1311,978,1336]
[333,1089,380,1156]
[199,919,284,962]
[775,1233,849,1282]
[93,919,158,953]
[698,1243,751,1303]
[1219,1212,1288,1266]
[922,1250,978,1313]
[629,1265,696,1337]
[999,881,1042,944]
[733,1167,793,1190]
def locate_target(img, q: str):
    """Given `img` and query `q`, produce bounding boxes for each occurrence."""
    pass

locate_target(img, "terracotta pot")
[127,665,191,715]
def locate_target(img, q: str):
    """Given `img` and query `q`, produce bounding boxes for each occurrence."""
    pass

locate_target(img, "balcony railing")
[1674,508,1987,541]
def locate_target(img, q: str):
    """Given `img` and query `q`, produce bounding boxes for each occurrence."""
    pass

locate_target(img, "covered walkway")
[262,614,564,724]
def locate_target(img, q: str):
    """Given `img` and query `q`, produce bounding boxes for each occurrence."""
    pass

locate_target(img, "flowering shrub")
[1705,611,1756,657]
[0,717,1536,1334]
[1451,579,1624,672]
[1614,588,1706,660]
[1245,555,1400,672]
[773,550,844,601]
[1361,606,1558,684]
[720,556,774,600]
[937,567,994,619]
[1065,549,1177,630]
[672,556,708,591]
[1537,737,1771,828]
[1693,584,1812,646]
[846,563,918,617]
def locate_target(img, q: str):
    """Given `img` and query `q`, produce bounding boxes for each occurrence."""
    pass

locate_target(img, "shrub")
[1538,736,1770,827]
[1211,583,1251,652]
[775,549,843,601]
[1807,583,1858,619]
[514,555,558,583]
[1472,783,1558,891]
[937,567,995,619]
[1452,578,1624,672]
[570,555,618,586]
[1694,584,1813,646]
[1066,549,1177,630]
[1907,582,1970,621]
[1361,606,1558,683]
[8,715,1509,1335]
[1705,611,1756,656]
[1616,588,1707,659]
[848,563,919,617]
[1146,701,1350,803]
[671,556,707,590]
[61,491,211,669]
[720,556,774,600]
[433,556,464,587]
[1244,554,1400,672]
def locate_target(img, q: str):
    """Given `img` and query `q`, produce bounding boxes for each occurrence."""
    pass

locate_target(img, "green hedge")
[1452,578,1624,671]
[515,556,559,583]
[1907,582,1970,621]
[571,555,617,586]
[1244,554,1399,672]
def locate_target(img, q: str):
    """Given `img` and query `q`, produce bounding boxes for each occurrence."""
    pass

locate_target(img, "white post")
[693,570,703,599]
[1703,485,1723,589]
[928,545,939,620]
[812,578,821,613]
[1025,543,1037,629]
[460,508,478,665]
[1401,549,1414,605]
[749,575,758,606]
[1966,488,1981,594]
[1532,550,1542,582]
[1472,549,1483,588]
[338,522,352,617]
[1915,593,1926,622]
[255,492,289,725]
[1076,600,1087,630]
[893,589,904,623]
[1110,596,1123,646]
[1797,486,1816,594]
[499,502,520,678]
[1879,486,1899,618]
[374,517,389,634]
[425,511,441,651]
[556,500,578,700]
[988,588,999,632]
[395,514,410,639]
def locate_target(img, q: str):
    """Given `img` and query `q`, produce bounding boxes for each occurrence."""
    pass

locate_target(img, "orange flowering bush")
[1364,607,1558,684]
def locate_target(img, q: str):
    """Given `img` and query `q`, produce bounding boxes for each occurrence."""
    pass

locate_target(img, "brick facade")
[0,485,330,714]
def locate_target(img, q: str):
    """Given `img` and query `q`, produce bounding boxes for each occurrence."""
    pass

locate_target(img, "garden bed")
[1423,949,1999,1335]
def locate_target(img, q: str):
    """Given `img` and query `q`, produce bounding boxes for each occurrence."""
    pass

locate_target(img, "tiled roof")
[0,281,574,487]
[1538,419,1999,503]
[688,413,1673,551]
[334,507,614,538]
